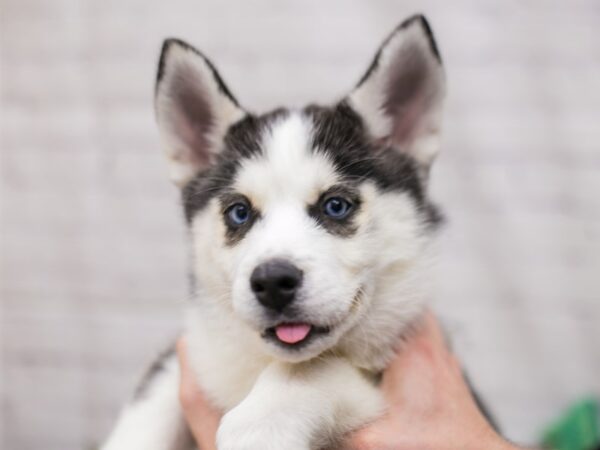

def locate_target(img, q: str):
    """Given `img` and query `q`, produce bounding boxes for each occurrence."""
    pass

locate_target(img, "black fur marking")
[181,160,238,224]
[356,14,441,89]
[307,103,422,198]
[307,185,362,237]
[409,14,441,63]
[306,102,442,229]
[156,38,240,106]
[134,344,176,401]
[423,202,444,229]
[181,109,289,223]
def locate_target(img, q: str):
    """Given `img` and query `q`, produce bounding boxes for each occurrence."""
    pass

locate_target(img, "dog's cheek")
[364,188,427,268]
[296,245,360,322]
[296,188,376,319]
[191,199,237,298]
[319,185,426,315]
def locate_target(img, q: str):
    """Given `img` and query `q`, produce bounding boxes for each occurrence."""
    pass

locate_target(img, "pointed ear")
[347,15,446,171]
[155,39,245,187]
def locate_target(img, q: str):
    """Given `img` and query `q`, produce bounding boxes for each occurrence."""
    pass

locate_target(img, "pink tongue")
[275,323,312,344]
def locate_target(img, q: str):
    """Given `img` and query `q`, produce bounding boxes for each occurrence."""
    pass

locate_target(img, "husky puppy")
[102,14,446,450]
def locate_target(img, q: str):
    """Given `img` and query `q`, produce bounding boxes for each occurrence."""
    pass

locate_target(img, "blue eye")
[323,197,352,219]
[227,203,251,226]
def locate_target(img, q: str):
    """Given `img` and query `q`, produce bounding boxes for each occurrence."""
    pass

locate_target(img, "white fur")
[217,358,383,450]
[101,355,191,450]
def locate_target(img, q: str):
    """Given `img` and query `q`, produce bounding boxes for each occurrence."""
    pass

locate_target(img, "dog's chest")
[185,306,272,410]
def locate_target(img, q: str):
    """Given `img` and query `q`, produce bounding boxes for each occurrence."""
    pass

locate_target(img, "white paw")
[216,405,310,450]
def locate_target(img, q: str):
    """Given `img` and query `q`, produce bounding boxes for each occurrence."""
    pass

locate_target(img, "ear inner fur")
[154,38,246,186]
[347,14,446,170]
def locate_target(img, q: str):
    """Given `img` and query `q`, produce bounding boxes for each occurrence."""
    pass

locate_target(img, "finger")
[344,421,400,450]
[176,337,196,410]
[176,337,202,410]
[176,338,189,376]
[343,424,380,450]
[176,337,217,414]
[413,309,449,352]
[384,311,445,375]
[380,311,454,400]
[176,337,222,450]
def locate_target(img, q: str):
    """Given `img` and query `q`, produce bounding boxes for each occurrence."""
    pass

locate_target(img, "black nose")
[250,259,303,312]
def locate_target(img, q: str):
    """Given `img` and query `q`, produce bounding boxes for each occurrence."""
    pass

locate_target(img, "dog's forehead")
[233,112,339,208]
[182,103,428,224]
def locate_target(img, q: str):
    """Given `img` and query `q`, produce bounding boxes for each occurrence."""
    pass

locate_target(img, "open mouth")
[263,323,331,348]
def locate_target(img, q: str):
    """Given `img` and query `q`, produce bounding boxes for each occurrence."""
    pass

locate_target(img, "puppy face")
[155,15,445,361]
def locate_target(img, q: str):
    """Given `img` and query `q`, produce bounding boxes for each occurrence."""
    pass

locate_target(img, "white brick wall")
[1,1,599,449]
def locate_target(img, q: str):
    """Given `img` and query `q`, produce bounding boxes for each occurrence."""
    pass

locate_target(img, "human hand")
[344,311,516,450]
